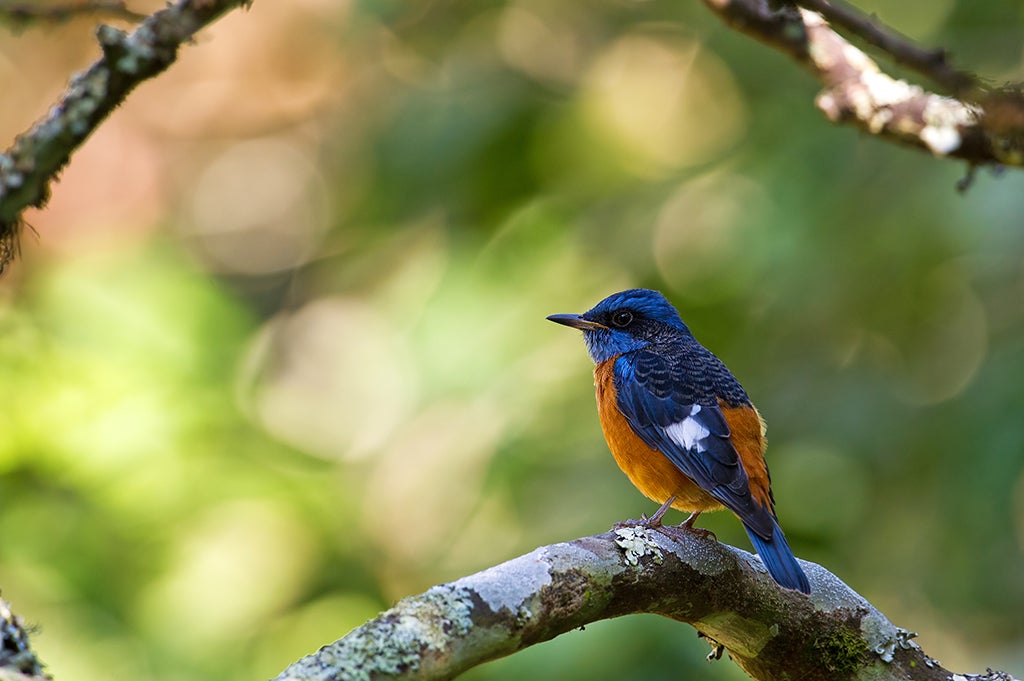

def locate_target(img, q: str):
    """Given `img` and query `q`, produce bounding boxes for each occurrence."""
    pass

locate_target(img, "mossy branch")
[273,526,1018,681]
[0,0,253,273]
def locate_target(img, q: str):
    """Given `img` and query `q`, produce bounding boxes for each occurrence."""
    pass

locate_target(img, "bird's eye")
[611,311,634,328]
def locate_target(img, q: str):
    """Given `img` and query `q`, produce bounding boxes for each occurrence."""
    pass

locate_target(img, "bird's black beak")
[546,313,607,330]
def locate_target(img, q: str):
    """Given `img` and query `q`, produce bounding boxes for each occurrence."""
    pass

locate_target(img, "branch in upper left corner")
[0,0,252,274]
[0,1,146,27]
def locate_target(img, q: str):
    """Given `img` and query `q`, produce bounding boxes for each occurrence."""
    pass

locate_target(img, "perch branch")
[701,0,1024,172]
[0,0,253,273]
[273,526,1018,681]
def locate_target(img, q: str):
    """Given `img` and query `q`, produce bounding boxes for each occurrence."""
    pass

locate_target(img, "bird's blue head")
[547,288,692,364]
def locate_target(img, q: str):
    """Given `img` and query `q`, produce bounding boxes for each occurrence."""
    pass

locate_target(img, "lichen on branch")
[273,527,1018,681]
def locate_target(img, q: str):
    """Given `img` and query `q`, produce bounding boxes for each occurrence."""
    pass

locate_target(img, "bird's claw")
[677,511,717,541]
[647,523,715,543]
[612,497,676,532]
[682,525,717,541]
[612,500,718,542]
[611,515,663,531]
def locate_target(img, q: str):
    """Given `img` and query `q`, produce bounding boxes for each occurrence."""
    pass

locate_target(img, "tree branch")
[273,526,1019,681]
[0,2,147,27]
[0,0,253,273]
[0,597,48,681]
[795,0,979,96]
[701,0,1024,173]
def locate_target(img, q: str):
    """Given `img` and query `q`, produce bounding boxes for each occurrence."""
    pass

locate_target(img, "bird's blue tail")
[744,520,810,594]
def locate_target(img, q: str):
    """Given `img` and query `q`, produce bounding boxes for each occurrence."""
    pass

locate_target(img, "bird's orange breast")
[594,359,723,513]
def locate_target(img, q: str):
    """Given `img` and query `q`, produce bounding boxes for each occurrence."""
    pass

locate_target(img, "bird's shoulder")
[615,338,750,408]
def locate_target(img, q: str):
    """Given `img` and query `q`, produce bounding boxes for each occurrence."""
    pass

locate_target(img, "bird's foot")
[655,511,717,542]
[680,525,717,541]
[680,511,717,541]
[612,496,677,531]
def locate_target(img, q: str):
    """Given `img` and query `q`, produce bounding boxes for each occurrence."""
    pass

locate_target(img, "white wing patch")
[664,405,710,451]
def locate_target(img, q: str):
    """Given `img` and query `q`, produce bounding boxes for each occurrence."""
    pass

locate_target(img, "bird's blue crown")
[578,289,691,364]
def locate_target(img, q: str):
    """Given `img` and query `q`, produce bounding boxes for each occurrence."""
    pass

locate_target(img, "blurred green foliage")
[0,1,1023,680]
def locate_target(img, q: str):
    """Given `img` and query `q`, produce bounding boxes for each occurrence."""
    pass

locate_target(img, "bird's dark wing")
[613,350,775,538]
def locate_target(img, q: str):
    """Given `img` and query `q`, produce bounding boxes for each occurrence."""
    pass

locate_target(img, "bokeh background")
[0,1,1023,680]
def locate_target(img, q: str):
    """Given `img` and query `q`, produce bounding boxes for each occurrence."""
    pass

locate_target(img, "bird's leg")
[679,511,717,541]
[647,510,718,543]
[612,496,677,530]
[645,496,677,527]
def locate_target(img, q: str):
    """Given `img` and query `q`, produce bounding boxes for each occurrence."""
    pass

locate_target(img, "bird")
[548,288,811,593]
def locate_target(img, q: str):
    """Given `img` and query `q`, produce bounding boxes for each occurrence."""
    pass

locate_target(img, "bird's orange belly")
[594,360,724,513]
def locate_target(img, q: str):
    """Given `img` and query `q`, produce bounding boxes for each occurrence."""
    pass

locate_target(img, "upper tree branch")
[0,2,146,27]
[0,0,253,272]
[702,0,1024,173]
[273,526,1018,681]
[796,0,979,96]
